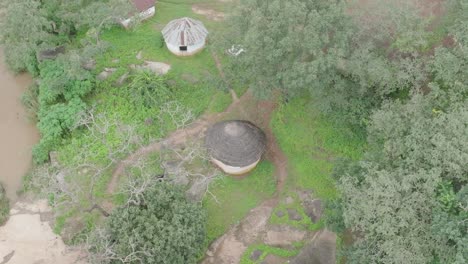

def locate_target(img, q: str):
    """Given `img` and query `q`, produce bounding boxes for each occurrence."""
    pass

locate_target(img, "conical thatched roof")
[205,120,267,167]
[161,17,208,47]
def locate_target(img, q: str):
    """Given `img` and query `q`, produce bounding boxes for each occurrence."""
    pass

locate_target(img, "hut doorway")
[179,46,188,51]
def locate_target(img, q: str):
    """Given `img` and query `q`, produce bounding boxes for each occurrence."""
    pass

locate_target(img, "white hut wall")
[212,158,260,175]
[166,41,206,56]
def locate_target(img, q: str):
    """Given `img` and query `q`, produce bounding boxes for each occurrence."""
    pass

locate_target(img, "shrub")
[90,183,206,264]
[0,183,9,225]
[32,57,94,164]
[128,71,172,108]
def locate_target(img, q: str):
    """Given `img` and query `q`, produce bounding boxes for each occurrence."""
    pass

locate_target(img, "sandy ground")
[0,199,87,264]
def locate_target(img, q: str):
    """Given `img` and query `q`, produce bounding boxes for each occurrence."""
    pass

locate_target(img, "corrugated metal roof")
[161,17,208,46]
[133,0,155,12]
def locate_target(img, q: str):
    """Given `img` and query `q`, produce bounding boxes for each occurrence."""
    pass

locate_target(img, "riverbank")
[0,49,39,202]
[0,198,86,263]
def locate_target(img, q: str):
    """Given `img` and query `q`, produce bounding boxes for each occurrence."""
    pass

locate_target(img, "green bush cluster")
[32,58,94,164]
[0,183,9,225]
[92,183,206,264]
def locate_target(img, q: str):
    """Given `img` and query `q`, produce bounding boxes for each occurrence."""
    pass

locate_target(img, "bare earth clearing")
[192,5,225,22]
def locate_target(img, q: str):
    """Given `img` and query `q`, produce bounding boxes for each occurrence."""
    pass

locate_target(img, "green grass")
[203,161,276,243]
[240,243,303,264]
[49,0,237,234]
[91,0,235,115]
[272,96,365,199]
[268,96,366,253]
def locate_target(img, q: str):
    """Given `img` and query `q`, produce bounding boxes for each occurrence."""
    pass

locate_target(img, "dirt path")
[105,87,254,195]
[104,90,290,264]
[257,99,288,192]
[106,117,211,194]
[105,60,290,263]
[202,96,289,263]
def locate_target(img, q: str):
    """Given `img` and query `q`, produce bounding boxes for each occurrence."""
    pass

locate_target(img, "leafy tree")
[0,0,133,73]
[0,0,55,73]
[32,55,94,163]
[222,0,353,97]
[89,183,206,264]
[330,7,468,261]
[334,93,467,263]
[222,0,435,127]
[33,97,86,163]
[76,0,135,42]
[432,183,468,263]
[128,71,172,108]
[38,55,93,104]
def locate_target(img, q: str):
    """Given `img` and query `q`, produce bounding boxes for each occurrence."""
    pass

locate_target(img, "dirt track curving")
[104,54,290,263]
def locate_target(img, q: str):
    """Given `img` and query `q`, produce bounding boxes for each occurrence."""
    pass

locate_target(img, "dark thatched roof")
[205,120,267,167]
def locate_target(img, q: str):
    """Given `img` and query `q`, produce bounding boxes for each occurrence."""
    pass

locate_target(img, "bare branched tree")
[28,108,145,215]
[85,228,153,264]
[161,141,222,203]
[27,165,82,208]
[158,101,195,130]
[117,155,164,206]
[116,139,223,208]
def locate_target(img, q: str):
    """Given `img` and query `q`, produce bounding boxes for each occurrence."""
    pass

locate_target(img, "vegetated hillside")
[1,0,466,263]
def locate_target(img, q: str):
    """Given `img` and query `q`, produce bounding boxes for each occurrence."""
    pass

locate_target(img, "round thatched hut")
[161,17,208,56]
[205,120,267,175]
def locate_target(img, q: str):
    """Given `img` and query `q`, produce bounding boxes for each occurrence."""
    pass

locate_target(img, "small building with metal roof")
[161,17,208,56]
[120,0,156,29]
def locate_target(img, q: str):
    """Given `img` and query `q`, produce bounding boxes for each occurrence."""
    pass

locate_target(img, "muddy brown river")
[0,49,39,202]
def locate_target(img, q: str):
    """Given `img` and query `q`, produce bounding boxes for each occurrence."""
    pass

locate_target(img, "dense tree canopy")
[0,0,136,163]
[329,2,468,262]
[0,0,132,73]
[222,0,431,127]
[0,0,54,73]
[336,94,467,263]
[89,183,206,264]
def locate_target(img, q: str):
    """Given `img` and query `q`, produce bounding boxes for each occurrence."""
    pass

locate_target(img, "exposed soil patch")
[291,230,337,264]
[202,200,275,264]
[263,225,308,247]
[192,5,225,21]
